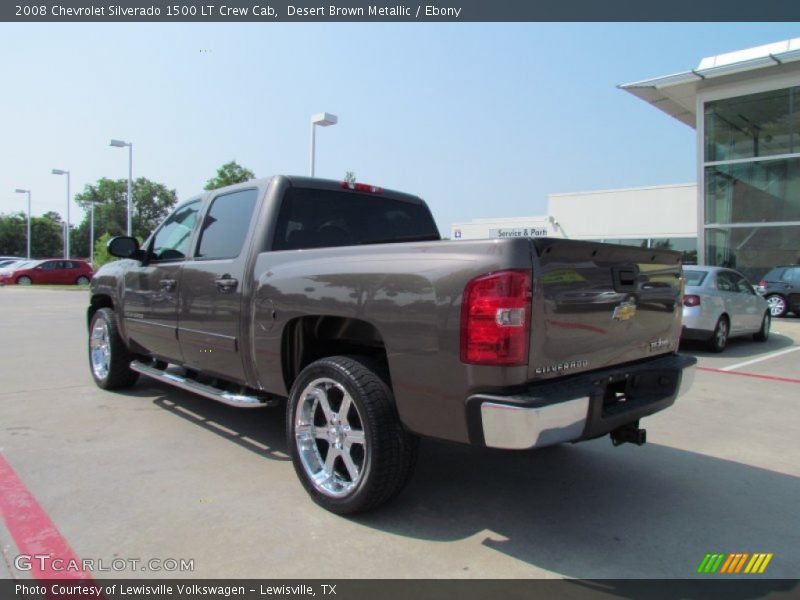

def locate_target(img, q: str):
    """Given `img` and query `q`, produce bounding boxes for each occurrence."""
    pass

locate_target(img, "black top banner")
[4,0,800,22]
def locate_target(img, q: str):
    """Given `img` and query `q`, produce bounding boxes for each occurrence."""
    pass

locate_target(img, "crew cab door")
[177,188,259,384]
[122,199,202,362]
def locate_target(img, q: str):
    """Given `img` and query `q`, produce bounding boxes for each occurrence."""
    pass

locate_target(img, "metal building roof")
[619,38,800,128]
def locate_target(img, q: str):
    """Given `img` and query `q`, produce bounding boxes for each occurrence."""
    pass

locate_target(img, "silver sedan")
[681,266,771,352]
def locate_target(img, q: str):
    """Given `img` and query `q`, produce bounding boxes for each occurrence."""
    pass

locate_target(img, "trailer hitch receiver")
[610,422,647,446]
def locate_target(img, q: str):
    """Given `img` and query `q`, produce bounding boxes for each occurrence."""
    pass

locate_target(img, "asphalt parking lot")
[1,287,798,579]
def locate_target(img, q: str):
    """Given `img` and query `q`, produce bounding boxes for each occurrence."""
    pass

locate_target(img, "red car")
[0,259,93,286]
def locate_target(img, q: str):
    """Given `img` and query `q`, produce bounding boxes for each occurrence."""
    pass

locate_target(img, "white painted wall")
[548,183,697,240]
[451,184,698,241]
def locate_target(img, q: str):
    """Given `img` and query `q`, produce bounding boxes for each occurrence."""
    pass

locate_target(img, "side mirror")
[107,236,141,259]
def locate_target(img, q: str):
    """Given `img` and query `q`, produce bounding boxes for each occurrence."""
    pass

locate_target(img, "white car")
[681,266,771,353]
[0,259,33,274]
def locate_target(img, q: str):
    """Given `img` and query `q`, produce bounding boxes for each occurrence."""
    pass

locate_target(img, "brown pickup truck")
[87,176,696,514]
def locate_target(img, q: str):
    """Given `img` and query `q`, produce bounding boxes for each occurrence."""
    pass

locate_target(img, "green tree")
[71,220,92,260]
[0,212,67,258]
[73,177,178,247]
[344,171,356,184]
[30,213,64,257]
[92,233,114,269]
[0,212,27,256]
[205,161,255,190]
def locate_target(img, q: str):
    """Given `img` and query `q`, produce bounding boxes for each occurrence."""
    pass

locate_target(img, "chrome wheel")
[715,319,728,348]
[76,276,90,285]
[17,276,32,285]
[766,295,787,317]
[90,319,110,380]
[294,377,367,498]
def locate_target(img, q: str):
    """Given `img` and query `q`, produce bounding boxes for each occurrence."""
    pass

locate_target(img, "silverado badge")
[649,337,671,351]
[612,298,637,321]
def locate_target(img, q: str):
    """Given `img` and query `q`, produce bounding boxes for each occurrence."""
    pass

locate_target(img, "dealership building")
[452,38,800,280]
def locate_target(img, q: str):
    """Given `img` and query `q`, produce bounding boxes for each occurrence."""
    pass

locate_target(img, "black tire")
[88,307,139,390]
[707,316,729,353]
[765,294,788,318]
[753,312,771,342]
[287,355,418,515]
[16,276,32,285]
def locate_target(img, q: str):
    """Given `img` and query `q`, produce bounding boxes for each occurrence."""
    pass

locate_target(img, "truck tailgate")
[528,238,684,381]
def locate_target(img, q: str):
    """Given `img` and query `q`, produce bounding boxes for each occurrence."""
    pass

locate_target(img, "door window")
[782,268,800,284]
[732,274,756,295]
[715,272,735,292]
[195,189,258,260]
[41,261,62,270]
[150,200,201,262]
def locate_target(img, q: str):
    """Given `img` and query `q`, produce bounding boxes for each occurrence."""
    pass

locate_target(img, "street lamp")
[14,189,31,259]
[309,112,338,177]
[109,138,133,236]
[51,169,70,258]
[87,200,98,265]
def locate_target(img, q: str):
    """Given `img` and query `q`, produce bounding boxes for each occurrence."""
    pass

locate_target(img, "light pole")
[14,189,31,259]
[309,113,338,177]
[88,200,98,264]
[109,139,133,236]
[51,169,70,258]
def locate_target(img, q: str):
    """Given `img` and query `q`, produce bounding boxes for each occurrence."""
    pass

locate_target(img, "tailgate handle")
[612,267,638,292]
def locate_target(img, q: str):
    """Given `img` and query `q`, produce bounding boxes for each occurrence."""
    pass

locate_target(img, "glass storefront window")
[594,238,697,264]
[705,86,799,162]
[705,224,800,282]
[650,237,698,264]
[705,157,800,224]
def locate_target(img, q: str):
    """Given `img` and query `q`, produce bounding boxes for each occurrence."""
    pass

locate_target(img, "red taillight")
[758,280,766,288]
[460,270,532,366]
[684,294,701,307]
[340,181,383,193]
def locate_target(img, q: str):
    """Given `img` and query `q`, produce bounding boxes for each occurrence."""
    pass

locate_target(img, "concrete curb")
[0,512,26,579]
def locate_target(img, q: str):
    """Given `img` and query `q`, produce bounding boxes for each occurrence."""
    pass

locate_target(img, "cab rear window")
[272,187,440,251]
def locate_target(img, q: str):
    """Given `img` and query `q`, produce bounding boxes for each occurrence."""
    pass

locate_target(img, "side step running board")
[130,361,276,408]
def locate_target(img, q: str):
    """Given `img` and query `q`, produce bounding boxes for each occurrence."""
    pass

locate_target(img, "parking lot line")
[697,367,800,385]
[0,453,91,580]
[720,346,800,372]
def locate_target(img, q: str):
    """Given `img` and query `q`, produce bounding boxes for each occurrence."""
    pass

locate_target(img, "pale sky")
[1,23,798,234]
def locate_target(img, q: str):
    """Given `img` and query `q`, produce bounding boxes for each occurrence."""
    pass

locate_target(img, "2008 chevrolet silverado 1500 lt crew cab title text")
[88,176,696,514]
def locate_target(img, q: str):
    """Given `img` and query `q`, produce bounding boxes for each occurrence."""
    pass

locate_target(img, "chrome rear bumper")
[473,354,697,450]
[481,397,589,450]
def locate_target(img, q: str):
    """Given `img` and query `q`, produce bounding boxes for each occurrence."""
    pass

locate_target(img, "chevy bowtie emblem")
[612,299,637,321]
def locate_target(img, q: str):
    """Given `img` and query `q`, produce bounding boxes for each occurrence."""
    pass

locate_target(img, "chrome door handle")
[214,276,238,293]
[160,279,177,292]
